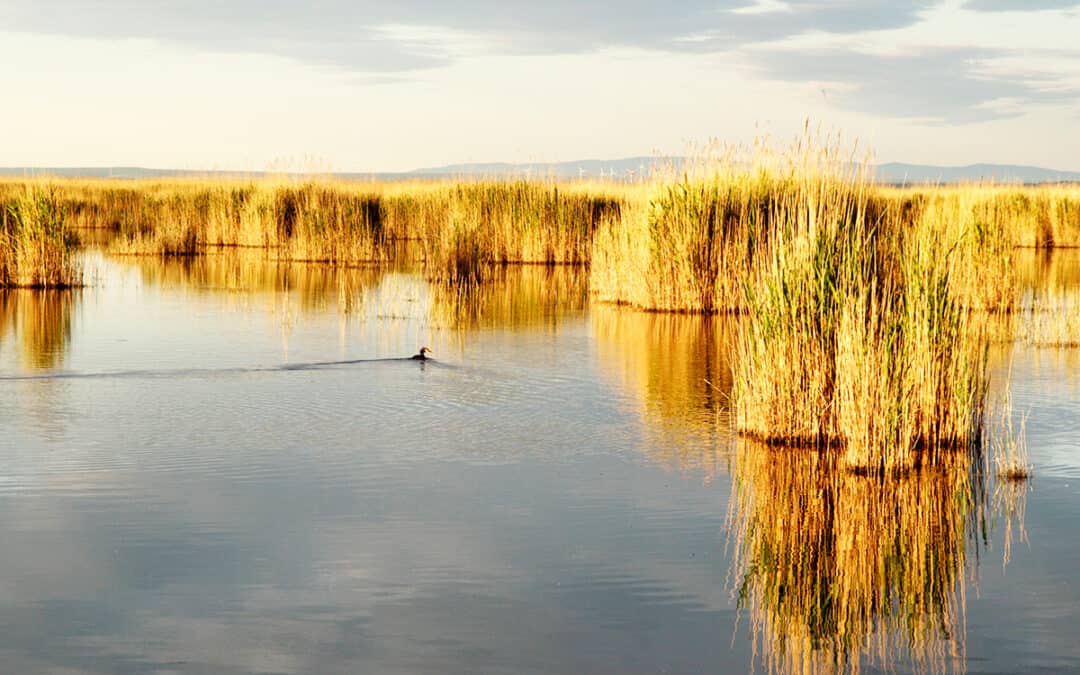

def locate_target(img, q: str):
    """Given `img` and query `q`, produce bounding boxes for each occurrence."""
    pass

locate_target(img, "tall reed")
[724,142,991,472]
[0,184,81,288]
[590,136,885,313]
[416,181,621,284]
[107,181,388,263]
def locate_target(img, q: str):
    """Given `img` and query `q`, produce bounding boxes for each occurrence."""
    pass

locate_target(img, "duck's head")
[415,346,432,359]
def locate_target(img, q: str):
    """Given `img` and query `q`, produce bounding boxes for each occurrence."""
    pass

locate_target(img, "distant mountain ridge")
[874,163,1080,185]
[408,156,680,178]
[3,159,1078,184]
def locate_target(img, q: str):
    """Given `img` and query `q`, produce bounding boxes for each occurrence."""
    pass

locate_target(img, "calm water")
[0,248,1078,674]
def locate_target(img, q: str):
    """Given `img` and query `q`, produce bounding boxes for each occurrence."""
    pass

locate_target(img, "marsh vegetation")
[6,135,1070,473]
[0,184,81,288]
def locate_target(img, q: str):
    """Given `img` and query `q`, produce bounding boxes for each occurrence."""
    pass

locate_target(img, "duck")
[411,347,432,360]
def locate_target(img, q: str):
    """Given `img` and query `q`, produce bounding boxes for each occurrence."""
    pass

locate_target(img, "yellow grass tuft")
[0,183,82,288]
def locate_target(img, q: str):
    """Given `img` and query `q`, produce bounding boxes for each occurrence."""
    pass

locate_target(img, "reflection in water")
[0,239,1073,673]
[428,265,588,330]
[0,289,78,370]
[995,477,1031,570]
[1014,248,1080,350]
[121,251,589,336]
[726,442,1023,674]
[591,306,737,476]
[125,250,385,316]
[1015,247,1080,293]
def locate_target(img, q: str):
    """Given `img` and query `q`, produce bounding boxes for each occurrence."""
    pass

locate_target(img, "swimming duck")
[411,347,432,360]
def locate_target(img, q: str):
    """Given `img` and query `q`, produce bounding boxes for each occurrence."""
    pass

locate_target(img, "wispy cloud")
[2,0,934,71]
[750,46,1079,124]
[4,0,1080,166]
[964,0,1080,11]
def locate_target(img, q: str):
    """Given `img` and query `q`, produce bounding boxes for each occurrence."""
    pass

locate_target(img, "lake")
[0,247,1078,674]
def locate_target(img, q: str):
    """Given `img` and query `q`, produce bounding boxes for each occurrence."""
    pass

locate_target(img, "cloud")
[964,0,1080,10]
[5,0,1072,128]
[750,47,1079,124]
[2,0,934,72]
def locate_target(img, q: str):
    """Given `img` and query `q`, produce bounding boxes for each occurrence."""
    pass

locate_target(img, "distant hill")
[3,160,1078,184]
[408,156,682,179]
[0,159,678,181]
[0,166,255,179]
[411,159,1080,184]
[875,163,1080,185]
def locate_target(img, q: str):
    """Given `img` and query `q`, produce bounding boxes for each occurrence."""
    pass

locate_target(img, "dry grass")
[901,189,1020,312]
[3,170,1077,303]
[592,181,1080,316]
[0,184,82,288]
[2,177,626,277]
[884,183,1080,247]
[722,139,990,472]
[103,180,389,262]
[988,390,1032,482]
[589,139,876,313]
[412,181,622,286]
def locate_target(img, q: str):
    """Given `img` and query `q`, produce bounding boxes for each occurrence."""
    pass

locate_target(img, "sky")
[1,0,1079,172]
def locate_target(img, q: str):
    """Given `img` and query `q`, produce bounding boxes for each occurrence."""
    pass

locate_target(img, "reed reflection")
[1015,247,1080,293]
[122,249,385,316]
[427,266,588,331]
[591,306,737,475]
[726,441,1014,674]
[0,289,78,370]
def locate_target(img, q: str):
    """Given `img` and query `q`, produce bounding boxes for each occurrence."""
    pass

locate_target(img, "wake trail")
[0,357,450,382]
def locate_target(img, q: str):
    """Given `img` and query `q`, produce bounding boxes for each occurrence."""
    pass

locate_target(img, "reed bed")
[700,140,992,471]
[735,227,991,471]
[412,181,622,285]
[903,190,1020,312]
[728,440,988,674]
[592,182,1080,315]
[3,177,628,278]
[0,184,81,287]
[590,159,858,313]
[8,150,1049,472]
[4,173,1078,301]
[104,181,389,262]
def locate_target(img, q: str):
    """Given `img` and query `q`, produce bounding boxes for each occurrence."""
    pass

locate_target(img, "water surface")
[0,249,1078,673]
